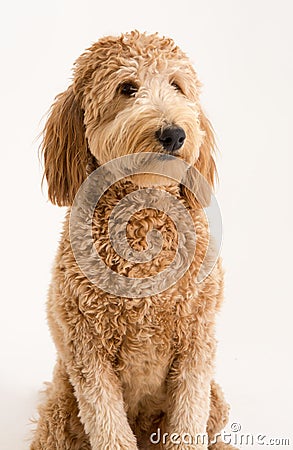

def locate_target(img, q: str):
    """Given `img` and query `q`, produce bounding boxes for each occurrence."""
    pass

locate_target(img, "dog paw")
[208,441,239,450]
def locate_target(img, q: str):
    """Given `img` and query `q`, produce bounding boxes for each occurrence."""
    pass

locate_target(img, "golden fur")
[31,31,237,450]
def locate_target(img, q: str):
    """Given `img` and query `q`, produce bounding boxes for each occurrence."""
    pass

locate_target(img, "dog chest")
[116,319,172,419]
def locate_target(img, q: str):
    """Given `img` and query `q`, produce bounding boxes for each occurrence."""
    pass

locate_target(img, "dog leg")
[162,301,217,450]
[48,310,138,450]
[207,381,229,439]
[207,381,238,450]
[140,382,236,450]
[164,361,213,449]
[30,359,90,450]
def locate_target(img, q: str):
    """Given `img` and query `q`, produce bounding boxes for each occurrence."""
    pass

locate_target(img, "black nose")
[156,126,186,152]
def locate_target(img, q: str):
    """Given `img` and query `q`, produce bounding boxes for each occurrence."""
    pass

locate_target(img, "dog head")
[42,31,216,206]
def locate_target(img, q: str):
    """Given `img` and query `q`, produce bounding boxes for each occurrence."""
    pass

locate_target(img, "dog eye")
[171,81,183,93]
[119,82,138,97]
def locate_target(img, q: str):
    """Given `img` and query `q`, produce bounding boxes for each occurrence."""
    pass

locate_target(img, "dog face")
[42,31,216,206]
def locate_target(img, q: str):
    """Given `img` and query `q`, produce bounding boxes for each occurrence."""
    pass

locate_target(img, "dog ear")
[42,86,88,206]
[181,108,217,209]
[195,108,217,189]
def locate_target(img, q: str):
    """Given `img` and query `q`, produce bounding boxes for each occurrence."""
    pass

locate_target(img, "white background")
[1,1,292,449]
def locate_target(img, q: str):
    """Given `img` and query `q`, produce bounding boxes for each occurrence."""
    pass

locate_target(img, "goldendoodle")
[31,30,237,450]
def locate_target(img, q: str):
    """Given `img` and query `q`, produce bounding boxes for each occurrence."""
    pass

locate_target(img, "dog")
[31,31,237,450]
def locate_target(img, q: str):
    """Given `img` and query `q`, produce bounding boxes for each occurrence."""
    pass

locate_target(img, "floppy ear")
[42,86,89,206]
[195,108,217,188]
[181,108,217,208]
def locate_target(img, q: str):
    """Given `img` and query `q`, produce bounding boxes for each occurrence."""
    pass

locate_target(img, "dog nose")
[156,126,186,152]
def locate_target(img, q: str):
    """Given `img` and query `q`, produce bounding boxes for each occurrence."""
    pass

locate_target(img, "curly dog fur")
[31,31,237,450]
